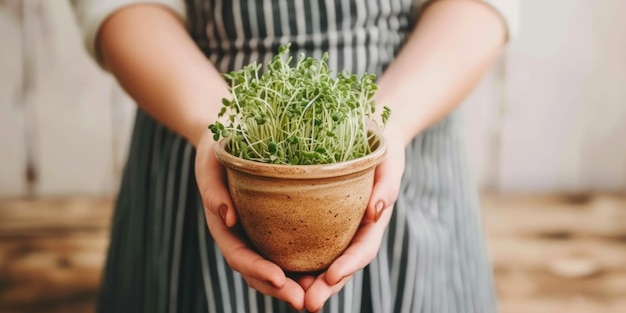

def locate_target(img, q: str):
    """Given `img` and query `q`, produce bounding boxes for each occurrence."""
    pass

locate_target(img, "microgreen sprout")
[209,43,390,165]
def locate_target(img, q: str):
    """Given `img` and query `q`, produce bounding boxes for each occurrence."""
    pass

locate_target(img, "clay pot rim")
[215,131,387,180]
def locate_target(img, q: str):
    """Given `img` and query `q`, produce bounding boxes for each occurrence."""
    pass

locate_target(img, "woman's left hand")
[297,126,406,312]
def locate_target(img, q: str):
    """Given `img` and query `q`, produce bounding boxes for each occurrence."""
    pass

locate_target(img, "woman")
[73,0,517,312]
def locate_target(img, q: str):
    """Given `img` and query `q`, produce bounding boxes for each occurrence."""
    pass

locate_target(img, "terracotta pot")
[214,134,386,272]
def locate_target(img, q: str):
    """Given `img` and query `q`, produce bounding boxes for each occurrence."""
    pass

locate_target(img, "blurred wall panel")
[582,0,626,191]
[463,59,506,191]
[0,0,136,197]
[499,0,626,192]
[500,0,594,192]
[109,81,136,185]
[0,0,27,196]
[25,1,116,196]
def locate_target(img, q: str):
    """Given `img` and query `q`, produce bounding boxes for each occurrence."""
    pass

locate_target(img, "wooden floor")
[0,194,625,313]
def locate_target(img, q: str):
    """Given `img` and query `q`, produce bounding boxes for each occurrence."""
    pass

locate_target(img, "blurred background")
[0,0,625,312]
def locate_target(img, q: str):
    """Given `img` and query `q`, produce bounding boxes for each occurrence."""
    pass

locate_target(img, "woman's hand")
[298,126,406,312]
[194,130,306,310]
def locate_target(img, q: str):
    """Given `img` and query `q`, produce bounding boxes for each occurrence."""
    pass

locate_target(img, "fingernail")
[218,205,228,223]
[375,201,385,222]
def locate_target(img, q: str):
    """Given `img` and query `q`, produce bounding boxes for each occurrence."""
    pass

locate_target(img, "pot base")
[230,171,372,272]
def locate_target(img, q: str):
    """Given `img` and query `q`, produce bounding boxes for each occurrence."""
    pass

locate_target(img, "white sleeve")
[415,0,519,40]
[71,0,187,68]
[482,0,519,40]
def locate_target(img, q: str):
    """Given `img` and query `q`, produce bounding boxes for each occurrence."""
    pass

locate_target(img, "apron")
[98,1,497,312]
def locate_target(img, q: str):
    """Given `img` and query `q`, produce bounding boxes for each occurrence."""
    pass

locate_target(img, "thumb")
[365,138,404,222]
[203,165,237,227]
[196,142,237,227]
[365,163,397,222]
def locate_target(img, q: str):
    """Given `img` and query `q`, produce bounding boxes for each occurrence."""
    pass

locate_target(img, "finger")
[205,213,286,288]
[246,277,305,311]
[325,208,392,285]
[198,145,237,227]
[365,161,394,222]
[304,274,352,312]
[296,275,316,291]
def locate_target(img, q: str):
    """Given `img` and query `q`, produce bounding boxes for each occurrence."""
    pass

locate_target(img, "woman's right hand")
[194,129,306,310]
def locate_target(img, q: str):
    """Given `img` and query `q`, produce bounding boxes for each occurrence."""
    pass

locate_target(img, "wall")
[0,0,625,197]
[0,0,134,197]
[496,0,626,192]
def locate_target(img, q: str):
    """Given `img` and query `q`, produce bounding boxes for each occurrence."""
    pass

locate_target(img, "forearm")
[98,4,229,147]
[376,0,507,145]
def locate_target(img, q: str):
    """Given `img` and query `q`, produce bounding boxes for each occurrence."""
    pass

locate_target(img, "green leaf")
[268,142,277,154]
[315,147,327,154]
[255,114,266,125]
[331,111,343,122]
[278,43,290,54]
[382,106,391,125]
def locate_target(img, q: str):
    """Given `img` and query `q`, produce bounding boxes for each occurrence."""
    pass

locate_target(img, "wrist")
[375,100,411,147]
[179,97,226,148]
[186,120,212,148]
[382,123,409,147]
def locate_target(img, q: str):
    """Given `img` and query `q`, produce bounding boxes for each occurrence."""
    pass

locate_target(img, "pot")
[214,134,386,272]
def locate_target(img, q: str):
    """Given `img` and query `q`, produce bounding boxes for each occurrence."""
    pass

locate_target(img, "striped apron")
[97,0,498,312]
